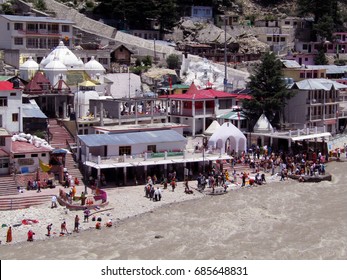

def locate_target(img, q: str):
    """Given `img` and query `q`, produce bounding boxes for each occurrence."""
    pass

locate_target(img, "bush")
[166,54,180,70]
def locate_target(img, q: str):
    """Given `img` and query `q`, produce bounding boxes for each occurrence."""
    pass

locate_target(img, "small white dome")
[20,56,39,70]
[44,57,68,71]
[40,41,81,68]
[84,56,106,72]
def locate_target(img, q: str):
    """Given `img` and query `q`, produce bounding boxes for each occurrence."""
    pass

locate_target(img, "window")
[267,37,272,42]
[14,37,23,45]
[300,73,305,78]
[10,92,16,96]
[31,154,38,157]
[303,44,308,50]
[119,146,131,155]
[280,37,285,42]
[0,137,5,146]
[147,145,157,153]
[14,154,25,158]
[98,58,108,65]
[305,57,308,61]
[0,158,9,168]
[14,23,23,30]
[39,24,46,29]
[285,21,290,25]
[62,25,70,32]
[0,97,8,107]
[12,113,19,122]
[41,153,46,157]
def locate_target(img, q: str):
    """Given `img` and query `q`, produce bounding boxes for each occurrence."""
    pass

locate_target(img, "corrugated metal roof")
[306,65,347,74]
[78,130,186,147]
[0,15,74,24]
[22,102,48,119]
[292,79,347,90]
[281,60,301,68]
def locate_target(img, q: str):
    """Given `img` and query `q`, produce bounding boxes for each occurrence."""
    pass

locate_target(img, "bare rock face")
[236,34,269,54]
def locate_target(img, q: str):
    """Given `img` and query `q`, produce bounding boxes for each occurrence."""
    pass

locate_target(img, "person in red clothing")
[27,230,35,241]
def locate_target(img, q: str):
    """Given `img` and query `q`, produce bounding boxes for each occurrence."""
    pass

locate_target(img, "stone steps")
[0,194,52,211]
[0,175,18,196]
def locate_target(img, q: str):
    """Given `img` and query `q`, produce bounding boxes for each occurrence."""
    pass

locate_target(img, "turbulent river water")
[1,161,346,260]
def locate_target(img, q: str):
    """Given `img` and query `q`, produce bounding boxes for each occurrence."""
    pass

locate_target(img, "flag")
[39,159,51,172]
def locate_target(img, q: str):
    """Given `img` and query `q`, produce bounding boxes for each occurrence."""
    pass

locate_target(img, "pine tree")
[242,52,293,129]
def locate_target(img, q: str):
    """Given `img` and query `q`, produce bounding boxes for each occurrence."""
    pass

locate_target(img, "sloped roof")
[24,79,43,94]
[218,110,246,120]
[11,141,51,154]
[162,87,252,100]
[53,79,71,91]
[78,130,186,147]
[253,114,273,133]
[32,72,50,84]
[0,15,74,24]
[0,81,14,90]
[281,59,301,68]
[22,102,48,119]
[205,120,220,135]
[291,79,347,90]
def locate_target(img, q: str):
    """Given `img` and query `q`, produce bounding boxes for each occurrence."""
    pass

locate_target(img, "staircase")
[0,175,18,196]
[0,194,52,211]
[48,119,75,148]
[0,118,84,210]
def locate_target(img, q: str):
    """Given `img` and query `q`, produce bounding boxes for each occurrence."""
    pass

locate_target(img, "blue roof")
[22,103,47,119]
[0,15,74,24]
[78,130,186,147]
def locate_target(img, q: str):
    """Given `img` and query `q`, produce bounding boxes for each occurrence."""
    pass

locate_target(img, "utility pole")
[223,16,228,92]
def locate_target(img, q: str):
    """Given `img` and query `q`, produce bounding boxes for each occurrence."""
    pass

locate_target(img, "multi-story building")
[285,79,347,134]
[0,80,23,133]
[0,14,74,68]
[162,83,251,136]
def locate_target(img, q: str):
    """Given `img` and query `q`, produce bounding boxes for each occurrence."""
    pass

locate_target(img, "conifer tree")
[242,52,293,129]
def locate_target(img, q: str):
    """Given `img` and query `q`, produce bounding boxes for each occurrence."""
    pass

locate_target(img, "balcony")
[171,108,215,117]
[18,29,61,36]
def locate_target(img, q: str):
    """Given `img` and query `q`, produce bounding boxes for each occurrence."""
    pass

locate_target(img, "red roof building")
[159,82,251,136]
[0,81,14,91]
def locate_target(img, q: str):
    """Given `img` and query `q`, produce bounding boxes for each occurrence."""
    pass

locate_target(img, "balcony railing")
[18,29,61,36]
[171,108,215,116]
[87,148,226,165]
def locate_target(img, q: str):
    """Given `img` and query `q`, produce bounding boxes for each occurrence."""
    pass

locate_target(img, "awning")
[292,132,331,141]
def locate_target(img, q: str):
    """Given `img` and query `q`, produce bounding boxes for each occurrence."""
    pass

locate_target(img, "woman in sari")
[6,226,12,243]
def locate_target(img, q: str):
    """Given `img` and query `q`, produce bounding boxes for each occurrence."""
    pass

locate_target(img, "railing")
[87,148,225,165]
[18,29,61,35]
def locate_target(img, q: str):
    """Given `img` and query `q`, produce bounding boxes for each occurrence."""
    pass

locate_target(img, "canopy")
[253,114,273,133]
[204,120,220,135]
[51,148,70,154]
[208,122,247,154]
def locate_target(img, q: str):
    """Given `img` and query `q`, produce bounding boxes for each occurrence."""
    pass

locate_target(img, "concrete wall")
[0,89,22,133]
[0,17,12,49]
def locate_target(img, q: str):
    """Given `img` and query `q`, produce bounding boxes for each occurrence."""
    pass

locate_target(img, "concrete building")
[0,81,23,133]
[0,14,74,68]
[162,83,251,136]
[285,79,347,134]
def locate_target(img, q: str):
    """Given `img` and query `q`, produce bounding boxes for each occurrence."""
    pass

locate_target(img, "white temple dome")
[44,57,68,71]
[19,56,39,70]
[40,41,82,69]
[84,56,105,72]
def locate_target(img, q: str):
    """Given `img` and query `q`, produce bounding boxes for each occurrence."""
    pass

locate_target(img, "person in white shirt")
[154,187,162,201]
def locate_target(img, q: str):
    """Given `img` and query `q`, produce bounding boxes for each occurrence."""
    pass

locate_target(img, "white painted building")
[0,14,74,51]
[0,81,23,133]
